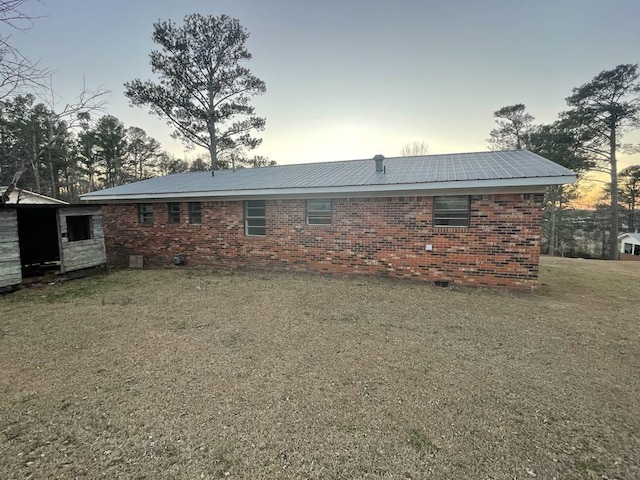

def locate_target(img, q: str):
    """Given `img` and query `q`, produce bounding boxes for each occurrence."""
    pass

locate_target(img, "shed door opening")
[17,208,61,276]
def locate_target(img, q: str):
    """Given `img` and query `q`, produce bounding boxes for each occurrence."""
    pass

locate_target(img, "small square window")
[245,200,265,236]
[307,199,331,225]
[139,203,154,224]
[433,196,470,227]
[67,215,92,241]
[189,202,202,224]
[168,202,180,224]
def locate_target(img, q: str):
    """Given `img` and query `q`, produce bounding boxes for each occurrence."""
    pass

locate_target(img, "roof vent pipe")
[374,154,385,173]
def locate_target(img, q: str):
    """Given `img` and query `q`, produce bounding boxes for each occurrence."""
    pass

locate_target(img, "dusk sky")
[9,0,640,171]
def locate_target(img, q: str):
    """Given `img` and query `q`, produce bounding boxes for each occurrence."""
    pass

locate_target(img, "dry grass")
[0,257,638,479]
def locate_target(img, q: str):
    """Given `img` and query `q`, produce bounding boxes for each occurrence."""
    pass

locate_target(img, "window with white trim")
[433,196,470,227]
[306,199,331,225]
[245,200,265,236]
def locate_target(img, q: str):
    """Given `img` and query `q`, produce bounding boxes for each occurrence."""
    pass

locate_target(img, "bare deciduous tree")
[0,0,49,99]
[400,140,429,156]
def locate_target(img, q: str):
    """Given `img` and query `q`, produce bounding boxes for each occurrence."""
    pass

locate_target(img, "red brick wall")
[101,193,544,290]
[620,253,640,261]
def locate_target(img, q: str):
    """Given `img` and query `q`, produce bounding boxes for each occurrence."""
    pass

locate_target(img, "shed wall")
[0,209,22,288]
[59,206,107,273]
[101,193,544,290]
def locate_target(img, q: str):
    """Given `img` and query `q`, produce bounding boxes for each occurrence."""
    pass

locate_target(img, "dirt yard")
[0,257,638,479]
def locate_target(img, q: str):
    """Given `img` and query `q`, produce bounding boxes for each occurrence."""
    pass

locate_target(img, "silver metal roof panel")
[80,150,576,202]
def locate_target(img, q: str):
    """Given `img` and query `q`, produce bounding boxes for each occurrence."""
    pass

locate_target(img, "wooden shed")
[0,205,106,289]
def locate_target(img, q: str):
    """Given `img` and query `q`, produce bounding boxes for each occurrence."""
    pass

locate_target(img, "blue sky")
[9,0,640,167]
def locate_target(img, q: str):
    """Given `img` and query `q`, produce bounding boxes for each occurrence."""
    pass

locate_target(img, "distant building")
[618,232,640,259]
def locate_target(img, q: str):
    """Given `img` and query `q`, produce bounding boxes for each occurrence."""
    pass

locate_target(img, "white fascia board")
[80,175,575,203]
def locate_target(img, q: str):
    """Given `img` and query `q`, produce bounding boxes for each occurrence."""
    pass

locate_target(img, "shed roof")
[1,186,69,205]
[80,150,576,202]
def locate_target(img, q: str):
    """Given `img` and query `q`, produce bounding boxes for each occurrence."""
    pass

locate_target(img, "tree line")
[488,64,640,260]
[2,1,638,261]
[0,96,182,202]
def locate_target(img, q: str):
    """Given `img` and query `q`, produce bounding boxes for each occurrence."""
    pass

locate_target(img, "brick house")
[80,150,575,290]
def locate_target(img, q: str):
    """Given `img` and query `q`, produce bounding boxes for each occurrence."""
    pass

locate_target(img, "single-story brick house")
[80,150,575,290]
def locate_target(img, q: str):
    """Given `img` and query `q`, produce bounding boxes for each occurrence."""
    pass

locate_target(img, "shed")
[0,204,107,289]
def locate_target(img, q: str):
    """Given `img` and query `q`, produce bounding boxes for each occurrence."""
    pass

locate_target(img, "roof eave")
[80,175,576,203]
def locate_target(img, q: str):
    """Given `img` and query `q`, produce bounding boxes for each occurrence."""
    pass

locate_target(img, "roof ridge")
[186,150,531,172]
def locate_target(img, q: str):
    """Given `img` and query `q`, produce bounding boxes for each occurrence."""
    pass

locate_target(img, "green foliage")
[0,93,170,200]
[619,164,640,231]
[407,427,438,452]
[563,64,640,259]
[526,122,593,173]
[124,14,266,170]
[0,94,74,199]
[211,445,233,477]
[79,117,165,191]
[189,157,208,172]
[157,153,189,175]
[90,115,127,188]
[487,103,534,150]
[486,104,591,255]
[489,65,640,257]
[126,126,162,180]
[574,458,605,473]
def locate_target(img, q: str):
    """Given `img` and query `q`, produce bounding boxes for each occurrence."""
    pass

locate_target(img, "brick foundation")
[101,193,544,290]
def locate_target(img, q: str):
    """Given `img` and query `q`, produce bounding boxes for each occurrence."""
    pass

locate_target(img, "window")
[67,215,92,241]
[168,202,180,224]
[433,195,470,227]
[245,200,265,236]
[307,199,332,225]
[139,203,154,224]
[189,202,202,224]
[623,243,632,254]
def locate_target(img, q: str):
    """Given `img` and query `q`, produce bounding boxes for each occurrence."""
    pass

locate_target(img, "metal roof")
[80,150,576,202]
[1,186,69,205]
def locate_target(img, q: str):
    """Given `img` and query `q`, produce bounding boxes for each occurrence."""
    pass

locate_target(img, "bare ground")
[0,257,638,479]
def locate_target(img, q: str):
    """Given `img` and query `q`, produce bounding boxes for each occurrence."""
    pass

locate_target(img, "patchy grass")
[0,257,639,479]
[407,427,438,453]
